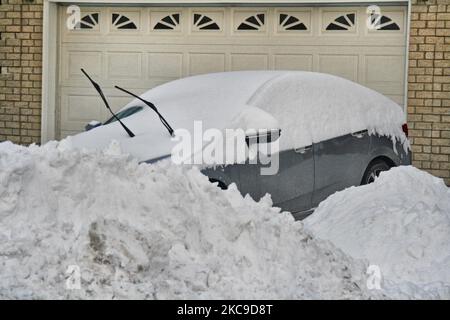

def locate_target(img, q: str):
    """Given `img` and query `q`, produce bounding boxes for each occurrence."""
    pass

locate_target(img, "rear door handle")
[294,145,312,154]
[351,130,368,139]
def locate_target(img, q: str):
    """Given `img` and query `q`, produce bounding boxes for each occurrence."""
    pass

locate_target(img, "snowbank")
[0,141,374,299]
[305,166,450,299]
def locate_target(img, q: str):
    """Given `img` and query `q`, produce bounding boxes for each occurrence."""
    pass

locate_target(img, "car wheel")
[209,179,228,190]
[361,160,390,185]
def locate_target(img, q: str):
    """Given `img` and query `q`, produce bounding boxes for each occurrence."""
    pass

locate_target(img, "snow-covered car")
[71,71,411,219]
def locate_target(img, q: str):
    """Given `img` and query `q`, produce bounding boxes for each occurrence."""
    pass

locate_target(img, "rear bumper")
[398,146,412,166]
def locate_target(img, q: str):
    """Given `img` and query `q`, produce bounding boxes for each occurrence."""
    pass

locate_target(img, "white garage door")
[58,5,407,138]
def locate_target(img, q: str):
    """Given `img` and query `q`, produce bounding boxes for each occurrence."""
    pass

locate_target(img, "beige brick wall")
[0,0,42,145]
[409,0,450,185]
[0,0,449,184]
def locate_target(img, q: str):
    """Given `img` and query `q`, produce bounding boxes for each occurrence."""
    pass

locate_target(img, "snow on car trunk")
[0,141,375,299]
[304,166,450,299]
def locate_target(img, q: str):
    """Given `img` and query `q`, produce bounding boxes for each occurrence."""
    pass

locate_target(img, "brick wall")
[409,0,450,185]
[0,0,43,144]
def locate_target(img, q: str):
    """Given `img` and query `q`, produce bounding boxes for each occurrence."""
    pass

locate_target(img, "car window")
[104,106,143,125]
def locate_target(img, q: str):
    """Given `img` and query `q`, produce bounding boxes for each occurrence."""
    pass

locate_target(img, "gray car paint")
[201,131,411,217]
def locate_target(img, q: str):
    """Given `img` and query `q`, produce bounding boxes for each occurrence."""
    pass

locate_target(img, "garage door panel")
[106,52,143,80]
[230,54,269,71]
[365,55,405,84]
[189,53,226,76]
[148,52,183,78]
[64,51,102,82]
[318,55,359,82]
[274,54,313,71]
[58,5,407,139]
[61,94,103,129]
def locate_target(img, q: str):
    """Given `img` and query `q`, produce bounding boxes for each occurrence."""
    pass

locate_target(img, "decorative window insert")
[193,14,220,30]
[77,13,99,30]
[154,14,180,30]
[237,14,265,30]
[369,14,400,30]
[279,14,307,31]
[326,13,355,31]
[112,13,137,30]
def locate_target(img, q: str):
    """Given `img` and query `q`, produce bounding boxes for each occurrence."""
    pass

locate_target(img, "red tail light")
[402,123,408,137]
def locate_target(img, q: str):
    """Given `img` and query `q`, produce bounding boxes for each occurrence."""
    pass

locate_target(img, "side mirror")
[245,129,281,146]
[85,120,102,131]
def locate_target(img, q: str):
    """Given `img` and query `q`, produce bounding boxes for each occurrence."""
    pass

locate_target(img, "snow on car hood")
[70,71,408,162]
[70,71,283,162]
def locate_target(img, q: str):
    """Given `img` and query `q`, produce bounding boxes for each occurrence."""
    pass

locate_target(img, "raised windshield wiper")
[81,69,135,138]
[115,85,174,137]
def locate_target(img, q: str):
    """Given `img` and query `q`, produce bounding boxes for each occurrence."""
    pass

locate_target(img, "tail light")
[402,123,408,137]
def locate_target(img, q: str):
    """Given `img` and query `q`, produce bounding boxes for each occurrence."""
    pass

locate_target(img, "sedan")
[72,70,411,219]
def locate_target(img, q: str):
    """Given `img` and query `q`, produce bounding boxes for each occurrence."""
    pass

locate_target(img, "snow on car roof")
[70,71,408,162]
[248,71,408,151]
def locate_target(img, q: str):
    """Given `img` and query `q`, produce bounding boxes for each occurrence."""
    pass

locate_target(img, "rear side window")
[104,106,143,125]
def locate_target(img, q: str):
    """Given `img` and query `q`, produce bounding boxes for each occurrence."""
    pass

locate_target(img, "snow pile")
[0,141,374,299]
[305,166,450,299]
[249,72,408,151]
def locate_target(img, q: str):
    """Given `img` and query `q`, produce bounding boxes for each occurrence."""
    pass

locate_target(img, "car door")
[239,146,314,214]
[312,130,370,207]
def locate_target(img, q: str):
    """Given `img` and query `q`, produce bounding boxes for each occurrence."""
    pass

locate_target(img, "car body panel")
[368,134,411,167]
[247,148,314,212]
[259,148,314,213]
[202,148,315,213]
[312,131,370,207]
[201,131,411,215]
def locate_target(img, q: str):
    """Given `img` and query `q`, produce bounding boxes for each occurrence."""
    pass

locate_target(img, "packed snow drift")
[0,141,447,299]
[0,141,374,299]
[305,166,450,299]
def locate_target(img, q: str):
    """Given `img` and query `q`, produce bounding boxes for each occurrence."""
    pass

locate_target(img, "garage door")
[58,5,407,138]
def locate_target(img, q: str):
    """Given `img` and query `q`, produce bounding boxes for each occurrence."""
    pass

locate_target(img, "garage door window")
[370,14,400,30]
[112,13,137,30]
[154,14,180,30]
[77,13,99,30]
[193,14,220,30]
[326,13,355,31]
[279,14,307,31]
[237,14,265,30]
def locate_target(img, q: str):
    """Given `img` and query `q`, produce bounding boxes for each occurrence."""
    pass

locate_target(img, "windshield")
[104,106,143,125]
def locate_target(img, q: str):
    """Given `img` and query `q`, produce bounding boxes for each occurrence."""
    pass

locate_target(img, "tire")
[361,160,391,185]
[209,179,228,190]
